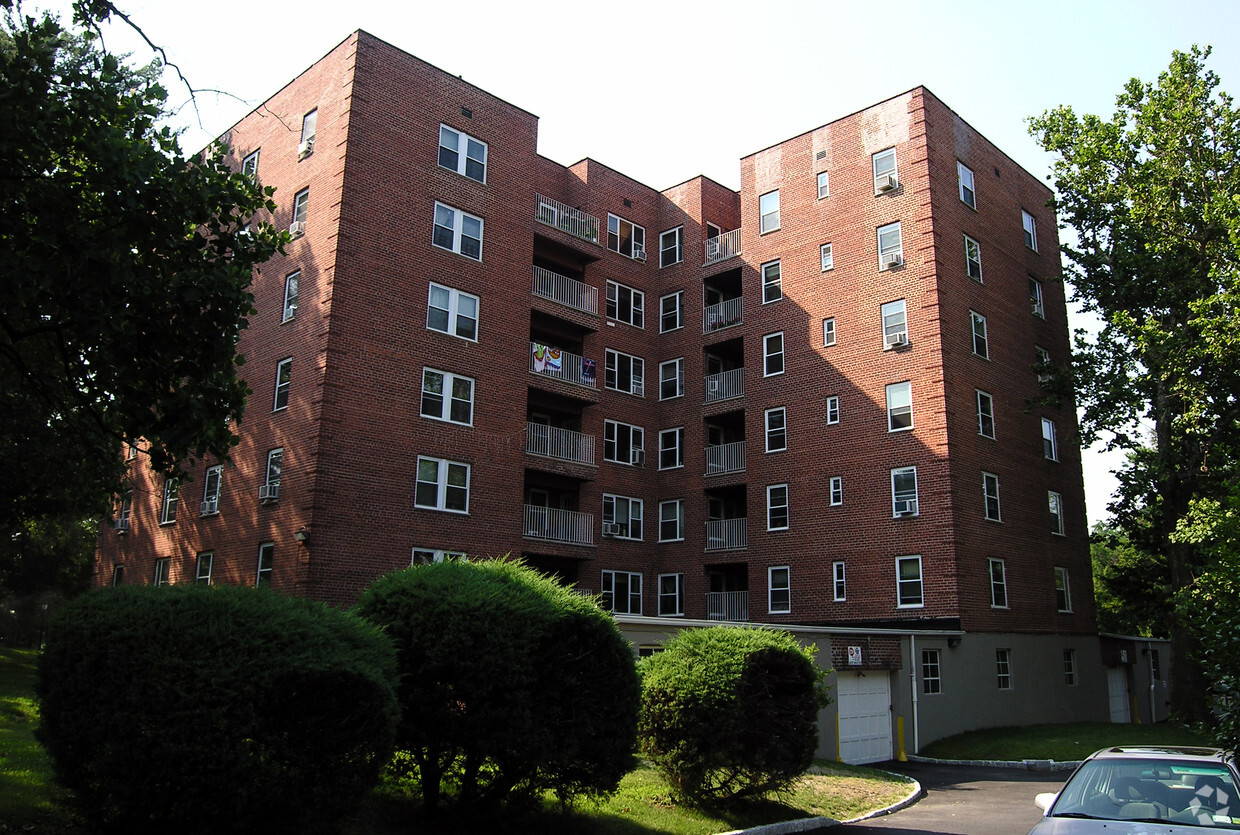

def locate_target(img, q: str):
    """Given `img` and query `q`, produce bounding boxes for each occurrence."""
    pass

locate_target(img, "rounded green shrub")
[354,559,639,809]
[37,584,398,834]
[638,626,830,807]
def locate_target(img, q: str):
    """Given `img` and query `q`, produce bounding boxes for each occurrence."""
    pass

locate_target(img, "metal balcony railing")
[706,591,749,622]
[530,342,598,389]
[704,441,745,476]
[532,266,597,316]
[704,228,742,265]
[704,518,748,552]
[535,194,600,245]
[704,368,744,404]
[703,296,743,334]
[526,423,596,466]
[522,505,595,546]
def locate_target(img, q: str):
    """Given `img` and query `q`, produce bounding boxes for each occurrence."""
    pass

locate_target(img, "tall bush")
[355,559,639,809]
[37,585,398,834]
[638,626,830,807]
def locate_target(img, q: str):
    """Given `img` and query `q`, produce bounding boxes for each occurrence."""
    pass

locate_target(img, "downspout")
[1147,640,1156,724]
[909,633,920,756]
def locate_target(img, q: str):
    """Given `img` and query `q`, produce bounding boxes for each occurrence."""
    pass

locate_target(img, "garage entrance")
[836,671,893,764]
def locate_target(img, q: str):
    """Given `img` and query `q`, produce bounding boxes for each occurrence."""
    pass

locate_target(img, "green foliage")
[1090,524,1171,636]
[0,5,283,530]
[36,585,398,834]
[354,559,640,810]
[1180,552,1240,753]
[637,627,831,808]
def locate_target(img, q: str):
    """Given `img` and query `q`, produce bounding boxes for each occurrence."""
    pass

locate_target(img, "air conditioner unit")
[707,379,721,394]
[884,331,908,349]
[297,137,315,158]
[113,519,129,534]
[632,247,646,261]
[200,500,218,515]
[288,221,305,237]
[631,450,645,466]
[259,484,280,504]
[601,523,619,537]
[876,173,898,192]
[894,500,918,516]
[880,252,903,270]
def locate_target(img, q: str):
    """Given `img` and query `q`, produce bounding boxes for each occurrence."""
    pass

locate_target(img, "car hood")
[1030,818,1234,834]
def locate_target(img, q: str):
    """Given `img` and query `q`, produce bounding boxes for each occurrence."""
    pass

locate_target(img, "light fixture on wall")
[294,526,309,544]
[947,637,962,648]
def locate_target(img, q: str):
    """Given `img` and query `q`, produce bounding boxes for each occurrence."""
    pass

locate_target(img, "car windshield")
[1051,758,1240,828]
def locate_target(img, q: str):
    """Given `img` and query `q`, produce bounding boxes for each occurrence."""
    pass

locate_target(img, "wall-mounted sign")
[848,646,863,666]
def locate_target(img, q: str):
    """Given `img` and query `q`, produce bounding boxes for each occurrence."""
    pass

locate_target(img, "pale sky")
[36,0,1240,527]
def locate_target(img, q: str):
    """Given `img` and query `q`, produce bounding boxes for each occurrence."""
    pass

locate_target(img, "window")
[1151,649,1161,680]
[873,148,897,192]
[282,271,300,322]
[420,368,474,425]
[964,234,982,281]
[886,381,913,432]
[1049,491,1065,536]
[256,543,274,587]
[159,478,178,525]
[833,561,846,601]
[826,396,840,425]
[607,213,646,259]
[767,484,789,530]
[659,500,684,543]
[659,358,684,400]
[891,466,918,516]
[242,149,260,179]
[1042,418,1058,461]
[977,390,996,439]
[273,358,292,410]
[877,221,903,269]
[759,189,780,233]
[765,407,787,453]
[438,124,487,182]
[201,465,222,515]
[897,555,923,607]
[763,332,784,376]
[882,299,908,348]
[432,202,483,260]
[1063,649,1077,686]
[1029,277,1045,318]
[264,448,283,496]
[820,243,834,271]
[299,109,317,156]
[922,649,942,694]
[990,558,1008,608]
[601,570,642,614]
[660,227,683,267]
[117,489,132,530]
[606,280,645,327]
[761,260,782,303]
[154,557,171,587]
[1022,209,1038,251]
[829,476,843,506]
[658,427,684,470]
[604,420,645,465]
[817,171,830,199]
[602,495,643,541]
[112,565,124,586]
[658,573,684,616]
[414,456,470,513]
[196,552,213,585]
[427,282,479,341]
[660,292,683,332]
[1035,345,1053,382]
[996,649,1012,690]
[970,310,989,358]
[412,549,466,565]
[769,566,791,613]
[291,188,309,234]
[983,472,1001,521]
[822,318,836,347]
[958,161,976,208]
[604,349,645,395]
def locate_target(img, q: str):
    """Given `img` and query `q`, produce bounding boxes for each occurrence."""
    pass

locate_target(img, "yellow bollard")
[896,716,907,762]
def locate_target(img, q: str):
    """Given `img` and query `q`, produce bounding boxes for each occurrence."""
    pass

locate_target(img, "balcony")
[530,342,597,389]
[532,266,598,316]
[704,368,744,404]
[703,297,743,333]
[535,194,600,246]
[523,505,595,546]
[526,423,596,466]
[704,441,745,476]
[704,228,742,265]
[705,518,747,552]
[706,591,749,622]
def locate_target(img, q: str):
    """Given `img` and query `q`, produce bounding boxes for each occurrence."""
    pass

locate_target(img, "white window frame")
[958,161,976,209]
[886,381,913,432]
[882,299,908,348]
[896,555,924,608]
[964,234,982,282]
[763,332,785,376]
[829,476,843,506]
[769,566,791,614]
[822,318,837,347]
[970,310,989,359]
[264,448,283,492]
[977,390,996,439]
[759,189,780,234]
[273,358,292,411]
[412,548,466,565]
[658,427,684,470]
[1035,345,1052,381]
[659,227,683,267]
[658,573,684,616]
[159,478,178,525]
[1022,209,1038,251]
[426,282,479,342]
[607,213,646,260]
[1042,418,1058,461]
[826,395,840,425]
[438,124,487,183]
[201,465,222,515]
[282,270,300,322]
[990,558,1008,608]
[195,552,213,585]
[767,483,790,530]
[602,495,643,541]
[996,649,1012,690]
[983,471,1001,521]
[820,242,834,271]
[242,149,260,179]
[414,456,470,513]
[604,349,645,396]
[1050,491,1066,536]
[660,291,683,332]
[891,466,918,517]
[432,201,483,261]
[292,188,309,228]
[154,557,171,587]
[604,420,645,466]
[658,500,684,543]
[877,221,903,270]
[606,280,645,328]
[922,649,942,694]
[817,170,830,199]
[765,407,787,453]
[873,147,898,193]
[420,368,475,426]
[300,109,317,147]
[601,569,642,614]
[1064,649,1077,686]
[659,357,684,400]
[1029,277,1045,318]
[761,259,782,304]
[833,561,846,601]
[256,543,274,587]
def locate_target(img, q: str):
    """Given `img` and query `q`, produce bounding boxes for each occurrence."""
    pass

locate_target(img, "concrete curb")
[717,768,922,834]
[907,754,1081,772]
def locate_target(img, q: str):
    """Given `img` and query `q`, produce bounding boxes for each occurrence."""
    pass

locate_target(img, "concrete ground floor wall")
[616,616,1110,764]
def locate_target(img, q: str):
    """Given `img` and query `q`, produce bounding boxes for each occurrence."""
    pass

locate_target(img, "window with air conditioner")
[604,349,644,396]
[282,271,300,322]
[882,299,908,348]
[877,221,902,269]
[200,465,222,516]
[290,188,308,236]
[298,110,316,158]
[873,148,898,193]
[261,448,282,503]
[607,213,645,260]
[891,466,918,517]
[1029,277,1045,318]
[604,420,644,465]
[602,495,643,542]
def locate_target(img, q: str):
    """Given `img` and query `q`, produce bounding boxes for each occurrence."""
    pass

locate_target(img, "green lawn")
[920,721,1214,763]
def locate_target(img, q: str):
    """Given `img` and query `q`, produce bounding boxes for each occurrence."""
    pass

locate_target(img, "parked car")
[1029,746,1240,832]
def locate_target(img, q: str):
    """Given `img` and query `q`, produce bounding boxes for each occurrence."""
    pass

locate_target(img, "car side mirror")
[1035,792,1057,814]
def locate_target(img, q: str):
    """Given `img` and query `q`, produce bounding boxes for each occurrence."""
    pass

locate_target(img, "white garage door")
[837,672,892,764]
[1107,667,1131,723]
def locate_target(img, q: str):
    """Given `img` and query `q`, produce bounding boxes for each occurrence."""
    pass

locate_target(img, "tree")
[1029,46,1240,719]
[1089,523,1171,637]
[0,3,282,532]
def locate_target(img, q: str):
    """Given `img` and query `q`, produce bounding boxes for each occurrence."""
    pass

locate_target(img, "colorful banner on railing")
[531,342,562,373]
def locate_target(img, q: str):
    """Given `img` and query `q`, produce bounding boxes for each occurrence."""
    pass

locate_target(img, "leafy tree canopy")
[0,1,282,530]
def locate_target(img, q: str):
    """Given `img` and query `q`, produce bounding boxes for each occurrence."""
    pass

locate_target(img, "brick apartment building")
[96,30,1128,760]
